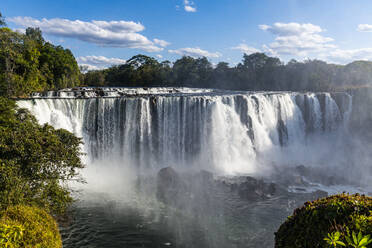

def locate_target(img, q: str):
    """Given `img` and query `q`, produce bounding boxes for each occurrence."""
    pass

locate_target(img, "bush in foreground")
[0,205,62,248]
[275,193,372,248]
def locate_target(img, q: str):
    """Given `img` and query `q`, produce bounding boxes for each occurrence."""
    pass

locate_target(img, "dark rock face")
[95,88,105,97]
[196,170,214,185]
[236,177,276,200]
[219,176,277,201]
[156,167,187,205]
[273,164,354,188]
[312,190,328,199]
[295,165,309,177]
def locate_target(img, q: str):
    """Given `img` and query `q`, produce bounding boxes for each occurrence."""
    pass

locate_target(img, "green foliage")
[171,56,213,87]
[82,69,106,87]
[0,205,62,248]
[81,52,372,92]
[0,223,24,248]
[323,231,372,248]
[275,194,372,248]
[0,97,84,213]
[345,231,372,248]
[99,54,171,87]
[324,232,346,247]
[0,24,81,97]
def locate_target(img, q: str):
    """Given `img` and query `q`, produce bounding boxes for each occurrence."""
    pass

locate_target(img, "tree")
[83,70,106,87]
[0,12,6,27]
[81,51,372,92]
[212,62,236,89]
[0,28,25,96]
[126,54,168,86]
[25,27,44,45]
[171,56,213,88]
[236,53,282,90]
[102,54,169,87]
[0,97,84,213]
[0,26,81,97]
[336,61,372,88]
[38,43,81,89]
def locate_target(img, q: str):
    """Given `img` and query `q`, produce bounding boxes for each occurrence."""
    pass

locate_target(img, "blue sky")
[2,0,372,69]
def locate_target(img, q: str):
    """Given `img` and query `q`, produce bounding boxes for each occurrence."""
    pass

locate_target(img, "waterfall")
[17,89,352,174]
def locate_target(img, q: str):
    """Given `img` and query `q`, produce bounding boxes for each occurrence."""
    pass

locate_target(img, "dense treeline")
[83,53,372,92]
[0,18,80,97]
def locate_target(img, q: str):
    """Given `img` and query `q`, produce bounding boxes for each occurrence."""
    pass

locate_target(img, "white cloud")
[319,48,372,64]
[357,24,372,32]
[153,38,171,47]
[156,54,163,59]
[231,44,261,54]
[8,16,166,52]
[77,55,126,70]
[260,22,335,56]
[184,5,197,12]
[258,22,372,64]
[77,55,126,65]
[259,23,323,36]
[184,0,197,12]
[79,64,101,71]
[168,47,221,58]
[14,28,26,34]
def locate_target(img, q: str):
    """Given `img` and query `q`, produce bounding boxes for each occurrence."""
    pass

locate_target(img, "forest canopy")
[0,25,80,97]
[82,53,372,92]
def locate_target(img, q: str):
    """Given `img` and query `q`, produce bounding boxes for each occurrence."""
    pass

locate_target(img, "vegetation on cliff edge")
[275,194,372,248]
[0,97,84,214]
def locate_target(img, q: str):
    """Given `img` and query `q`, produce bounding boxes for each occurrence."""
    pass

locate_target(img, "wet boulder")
[156,167,188,205]
[94,88,105,97]
[195,170,214,185]
[295,165,310,177]
[312,190,328,199]
[227,176,277,201]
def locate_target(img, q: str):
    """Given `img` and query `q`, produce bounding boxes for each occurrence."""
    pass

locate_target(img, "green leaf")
[336,241,346,246]
[346,235,352,244]
[353,231,358,245]
[357,231,363,243]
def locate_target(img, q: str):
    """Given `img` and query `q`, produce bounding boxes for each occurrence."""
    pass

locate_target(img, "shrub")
[0,97,84,213]
[275,193,372,248]
[0,205,62,248]
[0,223,24,247]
